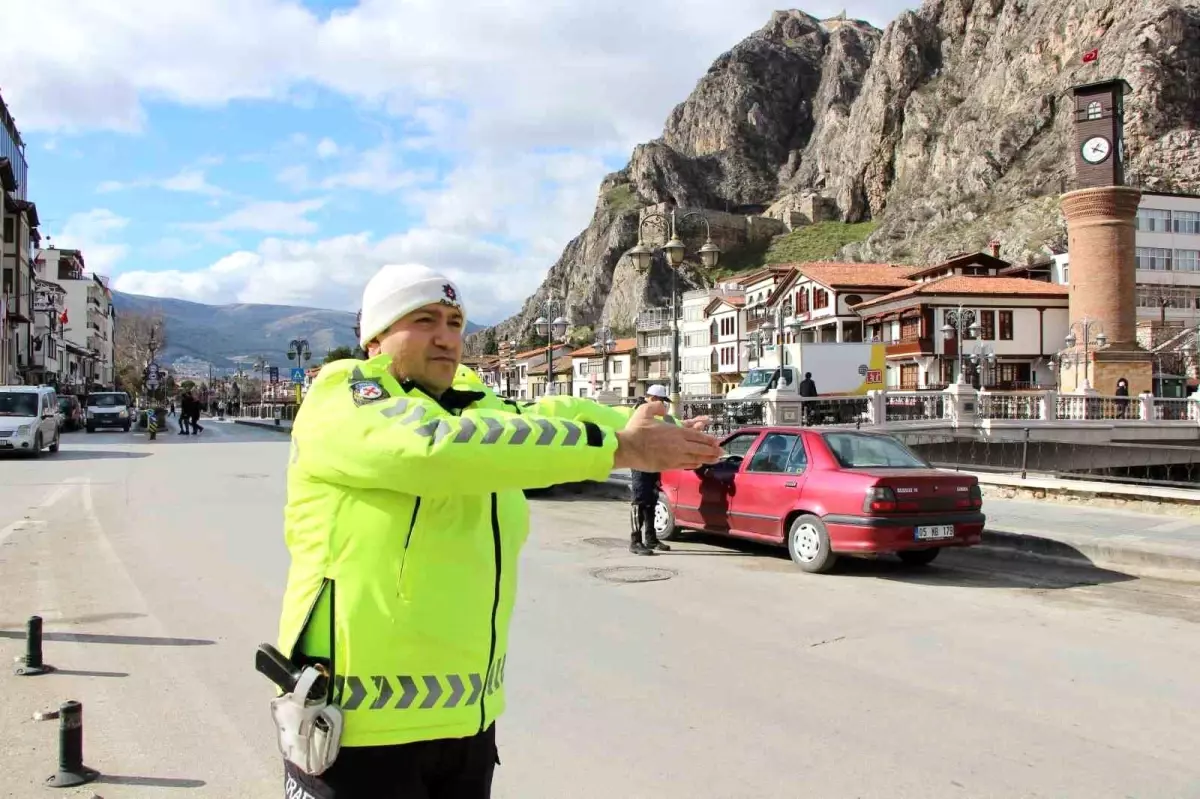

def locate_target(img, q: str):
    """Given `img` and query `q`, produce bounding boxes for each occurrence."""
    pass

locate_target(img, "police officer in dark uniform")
[630,384,671,556]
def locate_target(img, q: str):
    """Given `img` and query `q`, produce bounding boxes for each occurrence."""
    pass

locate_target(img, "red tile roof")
[526,356,575,376]
[569,337,637,357]
[853,275,1069,310]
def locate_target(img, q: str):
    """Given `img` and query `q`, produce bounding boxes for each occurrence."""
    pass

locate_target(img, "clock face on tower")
[1081,136,1112,164]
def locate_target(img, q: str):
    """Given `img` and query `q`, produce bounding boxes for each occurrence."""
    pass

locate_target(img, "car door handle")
[784,481,797,488]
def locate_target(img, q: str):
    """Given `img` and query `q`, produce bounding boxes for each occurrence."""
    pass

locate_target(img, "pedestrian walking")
[629,384,671,556]
[272,263,723,798]
[178,393,191,435]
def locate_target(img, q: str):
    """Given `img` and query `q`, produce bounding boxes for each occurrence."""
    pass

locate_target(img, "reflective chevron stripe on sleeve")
[378,398,591,448]
[334,669,497,712]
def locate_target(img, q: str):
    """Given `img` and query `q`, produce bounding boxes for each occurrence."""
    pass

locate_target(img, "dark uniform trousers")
[283,724,498,799]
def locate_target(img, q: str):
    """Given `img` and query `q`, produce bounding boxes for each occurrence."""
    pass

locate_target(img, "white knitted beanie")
[358,264,465,348]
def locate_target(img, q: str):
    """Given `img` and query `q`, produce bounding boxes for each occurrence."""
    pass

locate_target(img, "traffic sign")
[269,366,280,384]
[291,367,306,385]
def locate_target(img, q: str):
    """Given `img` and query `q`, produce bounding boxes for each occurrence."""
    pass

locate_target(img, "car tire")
[787,514,837,574]
[86,425,94,434]
[897,549,940,567]
[48,433,59,453]
[654,492,682,541]
[123,424,131,433]
[31,434,43,458]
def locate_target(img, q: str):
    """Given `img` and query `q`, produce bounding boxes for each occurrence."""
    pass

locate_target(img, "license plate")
[915,525,955,541]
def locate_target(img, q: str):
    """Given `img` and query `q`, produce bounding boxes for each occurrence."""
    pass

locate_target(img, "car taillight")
[969,483,982,509]
[863,486,897,513]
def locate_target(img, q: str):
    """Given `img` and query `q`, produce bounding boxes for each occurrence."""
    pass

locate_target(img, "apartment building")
[507,343,572,399]
[635,307,674,390]
[570,337,636,398]
[679,287,742,395]
[527,356,573,398]
[36,248,117,390]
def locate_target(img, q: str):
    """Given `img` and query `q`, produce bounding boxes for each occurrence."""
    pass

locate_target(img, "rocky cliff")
[470,0,1200,353]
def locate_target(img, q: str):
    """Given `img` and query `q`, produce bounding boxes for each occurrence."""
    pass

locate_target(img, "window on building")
[900,364,919,390]
[611,360,622,375]
[998,311,1013,341]
[1086,101,1102,120]
[1173,210,1200,235]
[813,290,829,310]
[899,316,921,341]
[978,310,995,340]
[3,217,12,243]
[1135,247,1172,271]
[1136,208,1171,232]
[1175,250,1200,272]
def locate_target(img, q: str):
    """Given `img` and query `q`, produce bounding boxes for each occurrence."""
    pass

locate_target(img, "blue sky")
[2,0,904,325]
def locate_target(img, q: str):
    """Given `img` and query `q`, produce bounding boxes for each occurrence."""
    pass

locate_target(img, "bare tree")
[114,310,167,377]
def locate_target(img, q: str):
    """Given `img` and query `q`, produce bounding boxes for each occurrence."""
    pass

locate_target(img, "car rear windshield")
[87,393,128,407]
[0,392,40,417]
[822,432,929,469]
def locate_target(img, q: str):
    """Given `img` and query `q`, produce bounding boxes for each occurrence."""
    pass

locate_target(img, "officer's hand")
[614,401,724,472]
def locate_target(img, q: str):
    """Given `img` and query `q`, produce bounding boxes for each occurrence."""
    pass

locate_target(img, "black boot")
[629,507,655,556]
[641,504,670,552]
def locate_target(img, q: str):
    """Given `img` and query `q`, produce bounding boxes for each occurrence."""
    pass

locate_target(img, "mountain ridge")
[111,290,482,369]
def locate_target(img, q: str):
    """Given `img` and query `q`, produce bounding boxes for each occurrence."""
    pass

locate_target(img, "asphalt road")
[1,421,1198,798]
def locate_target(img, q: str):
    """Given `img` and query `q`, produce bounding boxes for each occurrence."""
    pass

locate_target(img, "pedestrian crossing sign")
[291,367,306,384]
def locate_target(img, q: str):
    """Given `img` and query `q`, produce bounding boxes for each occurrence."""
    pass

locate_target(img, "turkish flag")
[59,309,68,325]
[1082,48,1099,63]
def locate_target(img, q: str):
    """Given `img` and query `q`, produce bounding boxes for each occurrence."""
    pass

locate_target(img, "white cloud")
[44,209,131,275]
[112,230,534,323]
[315,137,339,159]
[98,167,226,197]
[179,198,328,235]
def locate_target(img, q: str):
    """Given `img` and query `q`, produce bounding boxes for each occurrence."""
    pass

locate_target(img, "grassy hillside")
[704,221,880,281]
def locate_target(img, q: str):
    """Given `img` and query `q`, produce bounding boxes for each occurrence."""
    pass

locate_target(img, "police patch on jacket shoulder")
[350,379,389,406]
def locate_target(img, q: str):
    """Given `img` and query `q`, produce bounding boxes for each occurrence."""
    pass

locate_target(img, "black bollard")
[14,615,53,676]
[45,701,99,788]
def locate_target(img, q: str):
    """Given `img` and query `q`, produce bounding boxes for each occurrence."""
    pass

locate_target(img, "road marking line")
[0,481,75,545]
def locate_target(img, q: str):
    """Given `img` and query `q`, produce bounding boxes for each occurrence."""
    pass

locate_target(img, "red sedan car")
[655,426,984,573]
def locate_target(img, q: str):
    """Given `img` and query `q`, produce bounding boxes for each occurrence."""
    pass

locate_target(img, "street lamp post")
[754,297,801,372]
[593,326,616,395]
[939,305,980,385]
[967,344,996,388]
[1061,318,1107,391]
[288,338,312,364]
[534,298,569,397]
[625,209,721,408]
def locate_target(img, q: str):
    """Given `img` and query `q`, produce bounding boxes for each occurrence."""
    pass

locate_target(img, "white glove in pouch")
[270,665,344,776]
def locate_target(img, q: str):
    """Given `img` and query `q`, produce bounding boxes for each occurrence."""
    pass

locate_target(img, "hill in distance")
[112,290,483,371]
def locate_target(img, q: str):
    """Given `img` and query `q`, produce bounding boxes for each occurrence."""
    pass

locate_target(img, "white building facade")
[570,338,637,399]
[679,286,743,395]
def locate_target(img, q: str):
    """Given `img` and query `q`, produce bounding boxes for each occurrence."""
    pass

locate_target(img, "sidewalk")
[556,470,1200,582]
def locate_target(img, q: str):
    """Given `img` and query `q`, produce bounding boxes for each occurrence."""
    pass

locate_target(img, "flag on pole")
[1082,48,1099,63]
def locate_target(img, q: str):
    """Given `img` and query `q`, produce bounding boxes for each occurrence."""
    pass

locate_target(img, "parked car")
[655,426,984,573]
[57,395,83,431]
[0,385,62,456]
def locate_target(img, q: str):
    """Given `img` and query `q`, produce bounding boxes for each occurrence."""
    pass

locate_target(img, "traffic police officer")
[276,263,722,798]
[629,384,671,555]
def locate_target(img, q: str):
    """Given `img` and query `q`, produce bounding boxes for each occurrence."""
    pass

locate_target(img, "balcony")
[87,334,104,353]
[636,309,673,332]
[638,362,672,381]
[885,338,934,357]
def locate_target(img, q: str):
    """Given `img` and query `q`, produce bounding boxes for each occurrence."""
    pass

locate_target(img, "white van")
[0,385,61,456]
[84,391,133,433]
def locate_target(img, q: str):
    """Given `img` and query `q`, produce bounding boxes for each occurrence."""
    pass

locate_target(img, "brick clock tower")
[1058,78,1152,395]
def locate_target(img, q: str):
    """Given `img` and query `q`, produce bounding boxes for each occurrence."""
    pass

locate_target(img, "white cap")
[646,384,669,399]
[358,264,465,348]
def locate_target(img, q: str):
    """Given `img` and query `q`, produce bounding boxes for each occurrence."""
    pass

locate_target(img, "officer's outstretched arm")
[517,395,681,429]
[293,376,618,497]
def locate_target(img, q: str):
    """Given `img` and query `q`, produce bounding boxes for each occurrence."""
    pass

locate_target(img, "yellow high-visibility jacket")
[276,355,641,747]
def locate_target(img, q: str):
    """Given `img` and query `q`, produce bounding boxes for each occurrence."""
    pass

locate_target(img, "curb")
[233,420,293,434]
[547,479,1200,581]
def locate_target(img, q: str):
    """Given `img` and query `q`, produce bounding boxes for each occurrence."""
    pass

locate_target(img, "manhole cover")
[590,566,677,583]
[582,537,628,549]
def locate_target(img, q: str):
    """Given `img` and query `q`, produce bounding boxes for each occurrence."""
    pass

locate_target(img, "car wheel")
[654,492,682,541]
[123,424,131,432]
[31,434,43,458]
[897,549,940,567]
[48,433,60,453]
[787,514,837,574]
[86,425,94,434]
